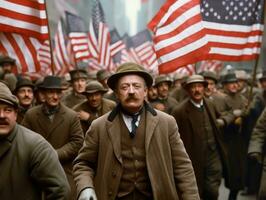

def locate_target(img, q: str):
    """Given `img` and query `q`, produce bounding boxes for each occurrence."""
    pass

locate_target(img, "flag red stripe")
[7,0,46,10]
[156,29,207,56]
[205,29,263,37]
[208,42,261,49]
[153,14,202,43]
[6,34,28,73]
[0,8,48,26]
[158,45,207,74]
[23,36,40,72]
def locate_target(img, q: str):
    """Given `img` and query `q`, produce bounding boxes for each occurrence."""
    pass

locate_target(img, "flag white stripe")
[160,37,208,62]
[157,5,200,35]
[155,22,206,51]
[210,47,261,56]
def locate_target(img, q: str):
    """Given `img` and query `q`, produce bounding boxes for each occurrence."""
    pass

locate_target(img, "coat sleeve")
[248,108,266,154]
[73,122,99,196]
[169,116,200,200]
[57,114,84,162]
[29,134,71,200]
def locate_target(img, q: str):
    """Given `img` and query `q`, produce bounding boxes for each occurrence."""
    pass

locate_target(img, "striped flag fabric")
[91,0,113,70]
[53,20,73,75]
[198,60,223,73]
[37,39,52,74]
[201,0,265,61]
[0,32,42,73]
[148,0,210,74]
[0,0,49,41]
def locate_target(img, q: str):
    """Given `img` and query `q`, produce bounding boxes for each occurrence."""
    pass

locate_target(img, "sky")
[125,0,141,35]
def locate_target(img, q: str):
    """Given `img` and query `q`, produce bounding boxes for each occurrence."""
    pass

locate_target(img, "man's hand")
[78,188,97,200]
[77,111,90,121]
[233,109,242,117]
[216,119,225,127]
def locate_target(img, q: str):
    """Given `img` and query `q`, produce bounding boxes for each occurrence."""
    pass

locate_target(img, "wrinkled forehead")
[117,74,146,85]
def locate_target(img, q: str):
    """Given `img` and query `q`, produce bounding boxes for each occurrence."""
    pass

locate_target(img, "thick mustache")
[0,119,9,125]
[125,96,138,101]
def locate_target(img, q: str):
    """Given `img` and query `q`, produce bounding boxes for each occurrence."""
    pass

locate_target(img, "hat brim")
[184,81,208,89]
[222,79,238,84]
[107,71,153,90]
[39,86,64,90]
[0,97,18,108]
[82,89,108,95]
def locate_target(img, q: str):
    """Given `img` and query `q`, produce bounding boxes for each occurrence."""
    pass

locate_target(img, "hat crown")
[185,74,206,86]
[84,81,107,93]
[40,76,63,89]
[0,82,18,106]
[222,73,238,83]
[15,78,34,91]
[155,75,172,85]
[69,69,88,81]
[97,69,111,81]
[107,62,153,90]
[202,71,217,82]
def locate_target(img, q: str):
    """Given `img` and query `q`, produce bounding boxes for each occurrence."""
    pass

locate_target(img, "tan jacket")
[73,103,200,200]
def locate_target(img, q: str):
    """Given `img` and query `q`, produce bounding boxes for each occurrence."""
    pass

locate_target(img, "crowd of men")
[0,54,266,200]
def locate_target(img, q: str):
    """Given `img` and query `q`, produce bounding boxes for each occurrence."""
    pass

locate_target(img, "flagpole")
[44,0,55,75]
[247,58,259,109]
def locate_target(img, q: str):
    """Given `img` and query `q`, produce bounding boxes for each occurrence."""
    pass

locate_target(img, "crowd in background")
[1,54,266,200]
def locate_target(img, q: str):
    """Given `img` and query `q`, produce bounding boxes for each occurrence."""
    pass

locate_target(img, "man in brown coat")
[248,107,266,200]
[172,75,229,200]
[22,75,84,200]
[73,63,200,200]
[73,80,116,134]
[0,82,70,199]
[13,78,35,123]
[62,69,88,108]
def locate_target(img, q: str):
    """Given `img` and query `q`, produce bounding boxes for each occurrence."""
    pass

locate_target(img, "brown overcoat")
[73,103,200,200]
[0,124,70,199]
[171,98,229,195]
[21,103,84,199]
[248,107,266,199]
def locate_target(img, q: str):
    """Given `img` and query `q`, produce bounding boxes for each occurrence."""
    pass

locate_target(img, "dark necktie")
[199,105,204,112]
[130,114,139,138]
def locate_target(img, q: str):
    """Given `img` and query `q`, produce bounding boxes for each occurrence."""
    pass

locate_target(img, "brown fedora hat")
[107,62,153,90]
[82,81,108,95]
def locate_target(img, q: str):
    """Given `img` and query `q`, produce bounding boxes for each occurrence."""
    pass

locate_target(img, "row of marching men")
[1,54,266,200]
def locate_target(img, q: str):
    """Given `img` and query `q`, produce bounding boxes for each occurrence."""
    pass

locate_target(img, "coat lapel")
[145,111,159,152]
[0,126,16,159]
[107,116,122,164]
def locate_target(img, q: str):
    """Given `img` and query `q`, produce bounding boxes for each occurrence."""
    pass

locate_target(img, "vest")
[117,110,152,198]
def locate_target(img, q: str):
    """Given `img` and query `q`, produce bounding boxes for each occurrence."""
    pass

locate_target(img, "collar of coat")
[107,101,157,122]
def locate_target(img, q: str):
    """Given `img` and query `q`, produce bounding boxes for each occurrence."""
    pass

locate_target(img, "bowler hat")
[235,70,249,81]
[0,55,16,66]
[69,69,88,81]
[184,74,208,88]
[39,76,63,90]
[222,73,238,84]
[202,71,218,83]
[107,62,153,90]
[82,81,107,95]
[14,78,34,93]
[0,82,18,107]
[154,75,172,87]
[97,69,111,81]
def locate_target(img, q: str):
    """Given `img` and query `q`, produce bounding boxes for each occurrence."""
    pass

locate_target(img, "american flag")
[0,0,49,41]
[148,0,210,74]
[198,60,223,73]
[91,0,113,70]
[66,12,92,62]
[37,39,52,75]
[130,30,158,73]
[110,29,127,66]
[176,64,196,75]
[0,0,51,74]
[53,20,73,75]
[0,32,43,73]
[201,0,265,61]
